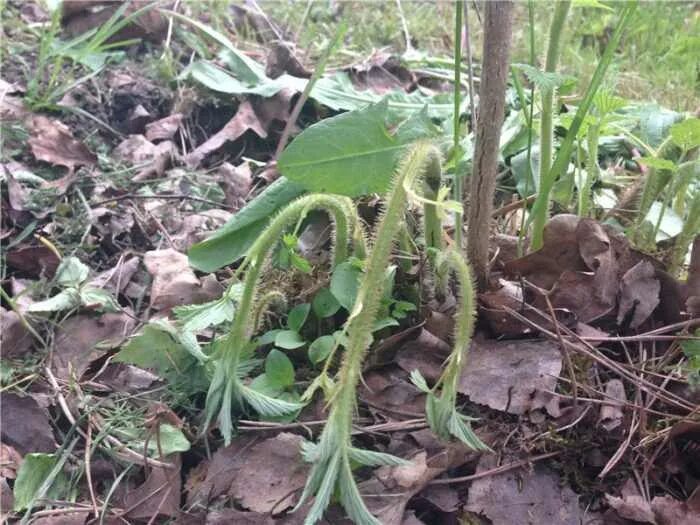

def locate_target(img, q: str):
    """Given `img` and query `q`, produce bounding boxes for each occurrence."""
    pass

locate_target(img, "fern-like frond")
[241,385,304,417]
[348,447,411,467]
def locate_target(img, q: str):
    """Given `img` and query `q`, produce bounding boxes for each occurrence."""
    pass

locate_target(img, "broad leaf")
[55,256,89,287]
[188,177,305,272]
[287,303,311,332]
[670,117,700,151]
[274,329,306,349]
[278,99,440,197]
[308,334,336,364]
[13,453,67,511]
[265,349,295,388]
[312,288,341,318]
[330,261,361,311]
[26,288,80,312]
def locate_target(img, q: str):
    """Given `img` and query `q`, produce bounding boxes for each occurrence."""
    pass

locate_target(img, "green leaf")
[241,384,303,417]
[274,330,306,350]
[278,99,439,197]
[129,424,191,457]
[265,348,295,388]
[13,453,67,511]
[290,252,312,274]
[26,288,80,312]
[347,447,410,467]
[79,286,120,312]
[670,117,700,151]
[330,261,361,311]
[258,329,283,346]
[372,317,399,332]
[188,177,306,272]
[287,303,311,332]
[114,322,200,380]
[635,104,683,149]
[308,335,336,364]
[312,288,341,318]
[512,63,573,92]
[173,287,239,332]
[55,256,89,287]
[638,157,677,171]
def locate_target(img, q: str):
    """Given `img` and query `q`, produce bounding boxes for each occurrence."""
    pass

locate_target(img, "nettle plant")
[204,142,488,524]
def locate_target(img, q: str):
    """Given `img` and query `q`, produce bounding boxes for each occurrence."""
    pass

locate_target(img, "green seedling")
[205,194,367,444]
[296,142,456,525]
[410,250,489,451]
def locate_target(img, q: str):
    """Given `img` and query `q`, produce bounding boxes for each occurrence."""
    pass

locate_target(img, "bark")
[687,235,700,317]
[466,0,514,290]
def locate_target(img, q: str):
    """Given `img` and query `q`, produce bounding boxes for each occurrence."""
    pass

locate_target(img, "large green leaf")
[13,453,68,511]
[188,177,305,272]
[278,100,440,196]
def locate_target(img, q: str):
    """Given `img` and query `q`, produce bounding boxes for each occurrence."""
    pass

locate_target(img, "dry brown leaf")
[185,100,267,168]
[458,339,562,414]
[124,454,182,521]
[143,249,221,311]
[599,379,626,432]
[617,260,660,328]
[27,115,97,169]
[0,392,56,455]
[606,493,655,523]
[466,456,585,525]
[0,307,33,358]
[5,244,61,278]
[113,134,174,181]
[186,433,308,514]
[206,509,275,525]
[0,443,22,478]
[219,162,253,210]
[87,256,141,295]
[52,311,136,381]
[145,113,183,142]
[266,42,311,79]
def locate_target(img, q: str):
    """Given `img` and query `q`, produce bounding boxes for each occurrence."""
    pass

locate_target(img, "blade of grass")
[453,0,464,249]
[529,1,638,249]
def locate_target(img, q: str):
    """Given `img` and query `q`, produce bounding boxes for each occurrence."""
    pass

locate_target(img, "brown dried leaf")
[0,443,22,478]
[0,392,56,455]
[145,113,183,142]
[186,434,308,514]
[113,134,173,181]
[185,100,267,168]
[0,308,33,358]
[218,162,253,210]
[458,339,562,414]
[27,115,97,169]
[52,311,136,381]
[5,244,61,278]
[124,454,182,521]
[599,379,626,432]
[143,249,222,311]
[466,456,585,525]
[266,42,310,79]
[617,260,660,328]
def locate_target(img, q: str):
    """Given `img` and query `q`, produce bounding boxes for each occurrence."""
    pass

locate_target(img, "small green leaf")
[55,256,89,287]
[372,318,399,332]
[309,335,336,364]
[258,329,283,346]
[130,424,191,457]
[312,288,341,318]
[290,252,313,274]
[330,261,361,311]
[670,117,700,151]
[274,330,306,349]
[26,288,80,312]
[79,287,119,312]
[287,303,311,332]
[13,453,67,511]
[265,349,295,388]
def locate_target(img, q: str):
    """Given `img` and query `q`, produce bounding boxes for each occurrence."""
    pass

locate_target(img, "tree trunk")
[466,0,514,290]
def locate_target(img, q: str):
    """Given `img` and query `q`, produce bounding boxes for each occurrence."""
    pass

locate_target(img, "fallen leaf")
[96,363,159,393]
[206,509,275,525]
[599,379,626,432]
[458,339,562,415]
[617,260,660,328]
[144,249,222,311]
[651,495,700,525]
[394,329,450,383]
[124,454,181,521]
[27,115,96,169]
[5,245,60,278]
[145,113,183,142]
[0,392,56,455]
[0,95,28,122]
[361,366,426,417]
[52,311,136,381]
[218,162,253,210]
[266,42,311,79]
[87,256,141,295]
[0,308,33,358]
[187,433,308,514]
[0,443,22,478]
[466,456,585,525]
[113,134,174,181]
[185,100,267,168]
[167,210,233,252]
[606,493,655,523]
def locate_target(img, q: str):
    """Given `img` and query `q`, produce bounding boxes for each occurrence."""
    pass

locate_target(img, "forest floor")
[1,2,699,525]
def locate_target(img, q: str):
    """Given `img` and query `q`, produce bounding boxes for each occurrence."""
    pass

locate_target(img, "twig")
[273,21,347,160]
[429,451,562,485]
[395,0,413,54]
[92,193,233,210]
[492,194,537,217]
[85,416,99,519]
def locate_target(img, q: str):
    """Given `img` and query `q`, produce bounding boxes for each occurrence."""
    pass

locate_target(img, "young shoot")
[411,250,490,451]
[205,194,367,444]
[296,142,443,525]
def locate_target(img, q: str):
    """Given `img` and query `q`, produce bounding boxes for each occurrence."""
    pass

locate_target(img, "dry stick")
[466,0,514,290]
[85,416,100,519]
[273,22,347,160]
[542,292,578,404]
[429,450,562,485]
[502,307,694,412]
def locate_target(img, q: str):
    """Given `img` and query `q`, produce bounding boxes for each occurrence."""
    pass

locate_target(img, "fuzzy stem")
[580,122,600,217]
[423,152,444,251]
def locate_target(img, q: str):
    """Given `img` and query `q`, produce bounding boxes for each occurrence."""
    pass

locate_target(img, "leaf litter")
[0,2,698,524]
